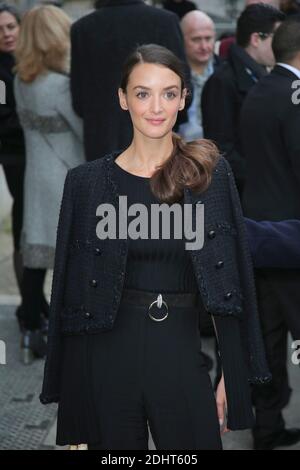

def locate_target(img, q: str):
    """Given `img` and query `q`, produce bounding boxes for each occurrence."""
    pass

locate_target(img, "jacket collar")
[228,44,267,93]
[272,63,300,80]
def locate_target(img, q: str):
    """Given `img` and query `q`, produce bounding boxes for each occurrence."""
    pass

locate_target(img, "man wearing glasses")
[201,4,285,195]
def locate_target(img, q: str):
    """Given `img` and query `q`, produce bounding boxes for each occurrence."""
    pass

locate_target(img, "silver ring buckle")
[148,294,169,322]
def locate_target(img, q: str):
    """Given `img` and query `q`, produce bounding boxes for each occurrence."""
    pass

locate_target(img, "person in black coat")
[0,2,25,319]
[201,4,285,194]
[71,0,191,162]
[40,45,270,450]
[240,17,300,450]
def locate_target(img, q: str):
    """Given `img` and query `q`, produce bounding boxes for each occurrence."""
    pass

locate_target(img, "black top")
[113,161,199,293]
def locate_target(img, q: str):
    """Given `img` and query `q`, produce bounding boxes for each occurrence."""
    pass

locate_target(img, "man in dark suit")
[201,4,284,194]
[240,17,300,450]
[71,0,191,161]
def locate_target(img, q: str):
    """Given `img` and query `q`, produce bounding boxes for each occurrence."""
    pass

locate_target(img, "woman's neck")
[119,133,174,177]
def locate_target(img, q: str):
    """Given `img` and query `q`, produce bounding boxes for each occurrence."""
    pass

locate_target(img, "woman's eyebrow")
[133,85,180,90]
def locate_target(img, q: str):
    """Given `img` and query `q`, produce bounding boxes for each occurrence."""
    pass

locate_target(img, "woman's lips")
[146,119,166,126]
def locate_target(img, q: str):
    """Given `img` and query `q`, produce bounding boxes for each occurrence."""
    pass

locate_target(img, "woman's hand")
[216,374,229,434]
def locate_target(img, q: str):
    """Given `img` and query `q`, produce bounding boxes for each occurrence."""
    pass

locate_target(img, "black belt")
[121,289,199,322]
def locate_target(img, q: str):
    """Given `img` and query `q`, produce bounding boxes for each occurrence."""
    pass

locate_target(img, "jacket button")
[224,292,233,300]
[216,261,224,269]
[85,312,92,319]
[208,230,216,239]
[90,279,98,288]
[95,248,102,256]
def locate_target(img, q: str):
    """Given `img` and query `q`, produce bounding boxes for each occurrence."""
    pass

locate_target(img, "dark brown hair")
[272,16,300,63]
[120,44,220,203]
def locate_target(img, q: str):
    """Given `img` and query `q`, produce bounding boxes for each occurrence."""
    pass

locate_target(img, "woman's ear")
[118,88,128,111]
[179,88,187,111]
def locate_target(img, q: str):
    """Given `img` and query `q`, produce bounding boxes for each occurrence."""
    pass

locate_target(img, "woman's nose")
[150,96,163,114]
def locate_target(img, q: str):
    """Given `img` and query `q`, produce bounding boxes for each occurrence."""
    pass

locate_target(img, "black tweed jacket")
[40,151,271,407]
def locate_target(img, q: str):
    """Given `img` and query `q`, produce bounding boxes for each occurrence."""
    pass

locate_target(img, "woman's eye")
[165,92,177,99]
[137,91,148,99]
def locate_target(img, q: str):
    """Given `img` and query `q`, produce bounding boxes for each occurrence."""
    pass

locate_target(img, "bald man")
[178,11,220,141]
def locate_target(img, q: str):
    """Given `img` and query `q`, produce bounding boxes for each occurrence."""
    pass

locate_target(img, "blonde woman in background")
[14,5,84,364]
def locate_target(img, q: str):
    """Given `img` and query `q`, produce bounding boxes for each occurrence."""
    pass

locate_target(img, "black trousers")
[252,269,300,440]
[57,300,222,450]
[2,163,24,251]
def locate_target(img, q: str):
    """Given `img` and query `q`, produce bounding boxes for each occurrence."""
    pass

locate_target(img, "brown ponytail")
[149,133,219,203]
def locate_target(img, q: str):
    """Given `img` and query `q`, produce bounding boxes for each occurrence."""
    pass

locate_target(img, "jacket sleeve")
[40,169,74,404]
[224,159,271,384]
[245,218,300,269]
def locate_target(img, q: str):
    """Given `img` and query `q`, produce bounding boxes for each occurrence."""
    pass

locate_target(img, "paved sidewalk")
[0,221,299,450]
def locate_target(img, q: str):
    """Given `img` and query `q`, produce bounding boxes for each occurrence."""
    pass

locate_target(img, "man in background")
[201,4,284,194]
[240,17,300,450]
[178,11,220,141]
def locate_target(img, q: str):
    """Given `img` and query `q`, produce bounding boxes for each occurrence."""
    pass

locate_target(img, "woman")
[14,5,84,364]
[0,3,25,320]
[40,45,270,450]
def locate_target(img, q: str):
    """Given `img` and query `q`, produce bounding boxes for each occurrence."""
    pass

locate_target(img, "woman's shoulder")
[213,155,231,175]
[68,152,115,182]
[14,72,70,96]
[209,156,233,188]
[44,71,70,93]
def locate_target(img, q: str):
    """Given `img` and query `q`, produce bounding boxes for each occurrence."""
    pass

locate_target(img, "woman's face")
[0,11,20,53]
[119,62,186,140]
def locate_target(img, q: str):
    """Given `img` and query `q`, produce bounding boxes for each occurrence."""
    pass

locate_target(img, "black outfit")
[0,52,25,252]
[56,162,253,448]
[40,150,270,447]
[70,0,191,161]
[240,65,300,443]
[163,0,197,19]
[201,44,267,194]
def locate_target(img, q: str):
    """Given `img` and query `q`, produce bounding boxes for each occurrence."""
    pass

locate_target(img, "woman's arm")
[40,169,74,404]
[211,316,229,434]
